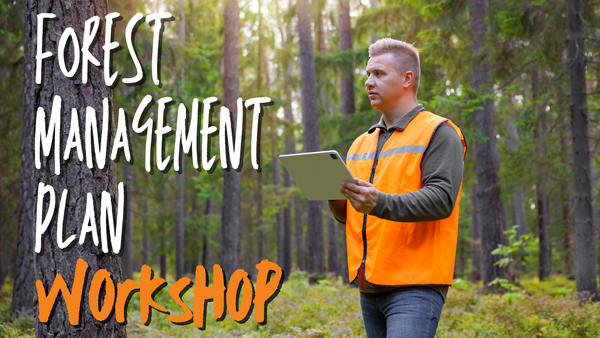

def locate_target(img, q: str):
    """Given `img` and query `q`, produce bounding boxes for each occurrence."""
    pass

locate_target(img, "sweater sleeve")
[369,123,464,222]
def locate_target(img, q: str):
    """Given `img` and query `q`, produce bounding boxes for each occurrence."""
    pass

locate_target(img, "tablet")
[279,150,354,201]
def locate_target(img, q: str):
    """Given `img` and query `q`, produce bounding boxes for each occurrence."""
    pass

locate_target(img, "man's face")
[365,53,405,113]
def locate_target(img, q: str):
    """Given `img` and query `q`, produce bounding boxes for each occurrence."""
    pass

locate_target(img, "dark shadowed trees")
[470,188,482,282]
[11,0,36,317]
[530,7,552,280]
[297,0,324,274]
[468,0,510,287]
[221,0,242,279]
[566,0,599,299]
[338,0,355,118]
[175,0,186,281]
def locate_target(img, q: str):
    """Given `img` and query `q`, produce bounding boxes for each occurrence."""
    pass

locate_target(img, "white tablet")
[279,150,354,201]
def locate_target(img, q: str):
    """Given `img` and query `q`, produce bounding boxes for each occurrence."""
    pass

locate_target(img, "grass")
[1,272,600,337]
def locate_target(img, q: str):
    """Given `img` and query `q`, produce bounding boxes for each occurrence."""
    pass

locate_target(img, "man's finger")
[347,195,361,210]
[342,183,365,195]
[341,186,364,202]
[354,178,373,187]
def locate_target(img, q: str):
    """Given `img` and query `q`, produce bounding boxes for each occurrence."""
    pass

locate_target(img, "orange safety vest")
[345,110,466,286]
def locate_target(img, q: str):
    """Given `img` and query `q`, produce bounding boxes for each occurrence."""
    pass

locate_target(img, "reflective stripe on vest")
[345,110,466,286]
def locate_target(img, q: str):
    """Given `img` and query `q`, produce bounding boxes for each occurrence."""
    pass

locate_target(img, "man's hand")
[340,178,379,214]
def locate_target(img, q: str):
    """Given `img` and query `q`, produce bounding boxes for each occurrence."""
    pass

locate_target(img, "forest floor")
[1,271,600,337]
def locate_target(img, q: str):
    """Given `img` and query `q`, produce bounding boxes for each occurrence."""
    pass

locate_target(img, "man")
[328,38,466,338]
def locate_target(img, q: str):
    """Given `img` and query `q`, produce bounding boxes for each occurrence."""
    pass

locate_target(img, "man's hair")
[368,38,420,93]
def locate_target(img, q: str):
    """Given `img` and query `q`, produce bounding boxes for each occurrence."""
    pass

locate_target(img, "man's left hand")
[340,178,380,214]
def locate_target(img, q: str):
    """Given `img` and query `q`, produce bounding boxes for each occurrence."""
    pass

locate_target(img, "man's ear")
[403,71,414,88]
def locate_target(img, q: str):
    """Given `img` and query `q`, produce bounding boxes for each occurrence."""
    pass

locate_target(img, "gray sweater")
[344,105,465,302]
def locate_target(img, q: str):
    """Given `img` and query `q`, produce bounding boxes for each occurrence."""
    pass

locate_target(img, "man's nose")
[365,75,374,88]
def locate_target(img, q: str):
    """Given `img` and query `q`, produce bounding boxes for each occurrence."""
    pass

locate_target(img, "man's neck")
[382,97,419,128]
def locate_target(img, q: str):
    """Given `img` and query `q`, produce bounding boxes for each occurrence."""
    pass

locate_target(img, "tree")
[505,118,528,271]
[28,0,124,335]
[369,0,378,43]
[203,197,214,268]
[468,0,511,287]
[566,0,599,299]
[338,0,355,117]
[505,119,528,239]
[470,188,483,281]
[0,139,4,287]
[277,0,302,272]
[256,0,265,264]
[530,5,552,280]
[222,0,242,278]
[122,154,134,280]
[176,0,186,281]
[297,0,324,274]
[11,0,35,316]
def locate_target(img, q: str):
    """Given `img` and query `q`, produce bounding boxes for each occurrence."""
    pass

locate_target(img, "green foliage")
[2,273,600,337]
[491,225,535,271]
[452,278,469,290]
[488,278,527,304]
[487,225,538,303]
[0,279,34,338]
[440,277,600,337]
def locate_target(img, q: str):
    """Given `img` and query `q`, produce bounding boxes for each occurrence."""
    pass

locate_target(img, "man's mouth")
[368,92,377,99]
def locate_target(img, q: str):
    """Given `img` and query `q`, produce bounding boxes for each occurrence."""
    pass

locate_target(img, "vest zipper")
[359,129,391,281]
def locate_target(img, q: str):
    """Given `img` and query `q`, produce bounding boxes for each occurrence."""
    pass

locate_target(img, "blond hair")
[368,38,420,92]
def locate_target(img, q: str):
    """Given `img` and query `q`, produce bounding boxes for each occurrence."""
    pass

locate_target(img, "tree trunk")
[256,4,264,263]
[470,188,482,282]
[511,188,528,238]
[512,186,527,271]
[338,0,355,117]
[561,116,575,276]
[338,222,348,283]
[190,191,200,274]
[369,0,379,43]
[0,140,4,288]
[222,0,242,279]
[257,170,264,261]
[154,238,160,266]
[531,65,552,280]
[316,0,331,117]
[203,197,213,268]
[28,0,124,335]
[468,0,510,288]
[327,213,338,273]
[281,0,296,272]
[123,160,134,280]
[160,249,167,279]
[142,203,150,266]
[175,0,186,281]
[505,119,528,238]
[530,5,552,276]
[176,164,185,279]
[589,122,600,274]
[594,75,600,274]
[12,0,37,317]
[295,195,304,271]
[566,0,599,298]
[297,0,324,275]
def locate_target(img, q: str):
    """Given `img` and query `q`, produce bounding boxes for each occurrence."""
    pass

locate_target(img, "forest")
[1,0,600,336]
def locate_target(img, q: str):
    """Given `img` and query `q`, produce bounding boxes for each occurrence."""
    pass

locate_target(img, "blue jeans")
[359,286,444,338]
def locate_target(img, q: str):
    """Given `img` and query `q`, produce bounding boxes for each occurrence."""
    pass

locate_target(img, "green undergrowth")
[1,273,600,337]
